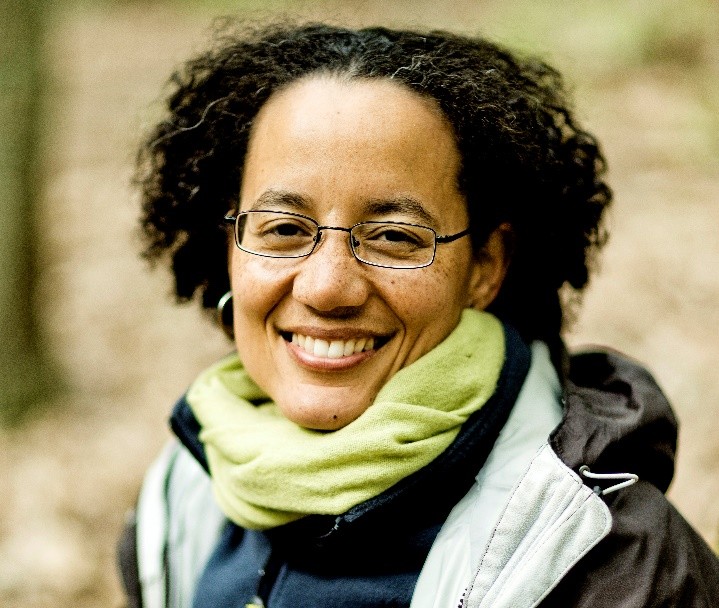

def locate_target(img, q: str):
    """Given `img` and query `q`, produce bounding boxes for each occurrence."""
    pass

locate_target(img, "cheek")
[387,261,472,342]
[230,256,288,333]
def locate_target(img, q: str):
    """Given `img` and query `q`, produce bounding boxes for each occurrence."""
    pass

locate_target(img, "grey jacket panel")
[135,441,225,608]
[465,445,611,608]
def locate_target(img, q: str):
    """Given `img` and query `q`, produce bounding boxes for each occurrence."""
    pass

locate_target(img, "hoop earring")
[216,291,234,340]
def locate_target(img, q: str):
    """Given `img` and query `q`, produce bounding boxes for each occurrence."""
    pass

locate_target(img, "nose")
[292,229,371,313]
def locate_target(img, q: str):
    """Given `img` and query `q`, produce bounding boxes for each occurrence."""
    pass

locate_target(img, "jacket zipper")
[246,550,283,608]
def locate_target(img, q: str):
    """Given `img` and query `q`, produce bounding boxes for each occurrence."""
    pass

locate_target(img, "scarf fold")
[188,308,505,530]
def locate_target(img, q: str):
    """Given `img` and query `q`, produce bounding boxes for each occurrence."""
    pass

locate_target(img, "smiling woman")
[121,20,719,608]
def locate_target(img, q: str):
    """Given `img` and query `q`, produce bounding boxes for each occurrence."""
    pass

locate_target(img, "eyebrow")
[247,190,310,212]
[246,190,438,226]
[364,196,438,227]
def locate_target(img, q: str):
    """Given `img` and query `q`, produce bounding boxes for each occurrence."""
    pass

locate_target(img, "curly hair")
[137,20,611,344]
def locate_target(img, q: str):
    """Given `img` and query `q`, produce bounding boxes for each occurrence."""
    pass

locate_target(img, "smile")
[288,333,381,359]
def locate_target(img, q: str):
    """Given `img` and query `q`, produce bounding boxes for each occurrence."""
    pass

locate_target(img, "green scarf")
[188,308,505,530]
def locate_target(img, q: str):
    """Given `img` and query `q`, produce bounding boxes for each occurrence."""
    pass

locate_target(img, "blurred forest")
[1,0,718,606]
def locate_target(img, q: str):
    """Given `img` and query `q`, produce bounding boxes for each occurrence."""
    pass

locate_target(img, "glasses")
[223,210,471,269]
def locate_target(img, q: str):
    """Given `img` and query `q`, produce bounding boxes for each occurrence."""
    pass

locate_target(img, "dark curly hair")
[137,20,611,345]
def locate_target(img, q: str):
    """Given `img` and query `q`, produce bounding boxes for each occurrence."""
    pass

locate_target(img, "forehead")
[239,76,467,226]
[254,74,450,134]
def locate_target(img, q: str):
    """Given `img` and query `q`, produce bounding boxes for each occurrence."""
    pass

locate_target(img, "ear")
[467,223,513,311]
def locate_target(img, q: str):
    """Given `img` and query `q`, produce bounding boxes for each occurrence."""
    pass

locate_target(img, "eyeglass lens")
[235,211,437,268]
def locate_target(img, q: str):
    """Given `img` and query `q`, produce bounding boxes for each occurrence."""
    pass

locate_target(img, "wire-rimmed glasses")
[223,210,471,269]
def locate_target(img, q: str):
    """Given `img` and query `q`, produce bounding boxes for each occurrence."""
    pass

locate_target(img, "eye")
[238,212,318,254]
[360,224,431,248]
[256,217,314,239]
[268,221,312,237]
[376,228,421,244]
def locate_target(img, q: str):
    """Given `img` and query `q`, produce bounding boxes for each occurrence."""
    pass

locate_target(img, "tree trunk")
[0,0,57,421]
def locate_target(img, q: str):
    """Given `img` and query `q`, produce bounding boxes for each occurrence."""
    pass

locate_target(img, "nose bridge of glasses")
[315,225,357,252]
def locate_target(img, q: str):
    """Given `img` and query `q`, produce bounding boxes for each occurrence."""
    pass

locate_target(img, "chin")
[278,397,371,431]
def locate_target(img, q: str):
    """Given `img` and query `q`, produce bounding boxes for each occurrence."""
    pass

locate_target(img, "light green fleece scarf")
[188,308,504,530]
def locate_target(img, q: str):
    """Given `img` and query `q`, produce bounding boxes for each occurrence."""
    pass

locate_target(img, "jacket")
[118,336,719,608]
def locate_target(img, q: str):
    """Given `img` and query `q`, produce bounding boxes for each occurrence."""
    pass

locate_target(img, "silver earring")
[216,291,234,339]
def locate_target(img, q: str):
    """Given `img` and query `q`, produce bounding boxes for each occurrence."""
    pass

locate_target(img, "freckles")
[435,263,453,280]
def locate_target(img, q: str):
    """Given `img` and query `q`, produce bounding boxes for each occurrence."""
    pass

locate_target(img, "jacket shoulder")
[552,349,678,493]
[544,350,719,605]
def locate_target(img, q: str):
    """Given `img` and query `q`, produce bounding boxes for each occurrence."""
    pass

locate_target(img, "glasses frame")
[223,209,471,269]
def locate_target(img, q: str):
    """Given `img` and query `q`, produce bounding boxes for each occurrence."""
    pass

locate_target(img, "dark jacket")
[541,351,719,606]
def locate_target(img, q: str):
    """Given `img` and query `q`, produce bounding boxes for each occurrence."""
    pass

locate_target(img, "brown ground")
[2,2,718,606]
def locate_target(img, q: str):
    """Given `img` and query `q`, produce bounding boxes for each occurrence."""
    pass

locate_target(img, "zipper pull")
[579,465,638,495]
[314,515,342,547]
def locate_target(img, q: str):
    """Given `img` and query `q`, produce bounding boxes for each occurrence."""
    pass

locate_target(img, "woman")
[119,21,719,608]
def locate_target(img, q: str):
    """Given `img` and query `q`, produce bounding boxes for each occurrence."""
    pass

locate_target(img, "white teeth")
[313,339,329,357]
[289,333,378,358]
[328,341,345,358]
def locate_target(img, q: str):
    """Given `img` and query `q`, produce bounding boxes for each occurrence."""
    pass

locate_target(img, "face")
[231,76,499,430]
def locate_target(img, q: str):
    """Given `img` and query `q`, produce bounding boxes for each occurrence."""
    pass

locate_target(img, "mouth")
[280,331,390,359]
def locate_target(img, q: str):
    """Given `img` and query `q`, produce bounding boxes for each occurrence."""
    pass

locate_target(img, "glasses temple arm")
[435,228,472,244]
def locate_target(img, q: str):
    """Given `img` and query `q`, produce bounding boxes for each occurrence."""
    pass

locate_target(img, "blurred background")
[1,0,718,606]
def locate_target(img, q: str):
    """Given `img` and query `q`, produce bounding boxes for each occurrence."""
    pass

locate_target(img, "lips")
[290,333,377,359]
